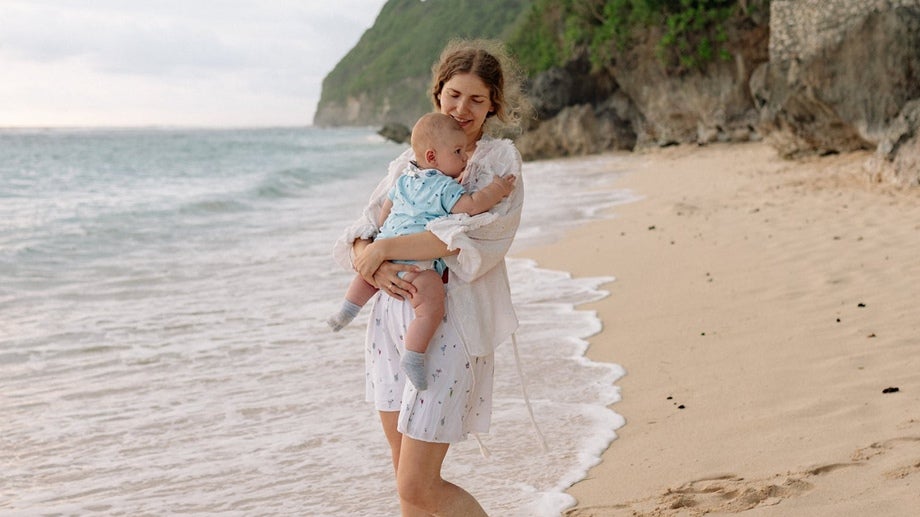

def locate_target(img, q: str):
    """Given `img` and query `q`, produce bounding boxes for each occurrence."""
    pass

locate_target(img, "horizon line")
[0,123,382,131]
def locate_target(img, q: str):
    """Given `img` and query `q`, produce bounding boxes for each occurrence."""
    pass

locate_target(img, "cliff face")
[517,0,919,185]
[314,0,531,127]
[516,8,770,158]
[762,0,920,185]
[317,0,920,186]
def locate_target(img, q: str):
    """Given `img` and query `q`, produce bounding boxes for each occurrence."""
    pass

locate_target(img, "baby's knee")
[409,273,446,314]
[412,294,445,320]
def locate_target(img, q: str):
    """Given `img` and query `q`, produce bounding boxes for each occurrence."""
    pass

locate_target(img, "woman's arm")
[354,231,457,298]
[368,231,456,263]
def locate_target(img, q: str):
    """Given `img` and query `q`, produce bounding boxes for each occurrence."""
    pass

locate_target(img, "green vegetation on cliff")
[317,0,531,124]
[508,0,763,75]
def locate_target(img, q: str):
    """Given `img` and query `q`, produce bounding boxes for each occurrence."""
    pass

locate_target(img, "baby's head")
[410,113,468,178]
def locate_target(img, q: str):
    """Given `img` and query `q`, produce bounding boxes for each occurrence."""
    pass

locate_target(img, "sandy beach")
[520,142,920,516]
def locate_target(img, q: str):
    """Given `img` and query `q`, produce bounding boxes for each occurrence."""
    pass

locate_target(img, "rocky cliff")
[316,0,920,186]
[516,3,770,157]
[762,0,920,185]
[517,0,919,186]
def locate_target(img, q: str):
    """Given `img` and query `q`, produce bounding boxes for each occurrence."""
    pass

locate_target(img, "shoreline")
[519,142,920,515]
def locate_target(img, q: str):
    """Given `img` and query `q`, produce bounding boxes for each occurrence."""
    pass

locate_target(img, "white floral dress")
[365,287,493,442]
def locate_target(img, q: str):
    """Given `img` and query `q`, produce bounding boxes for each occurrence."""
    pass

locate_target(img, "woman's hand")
[355,240,418,299]
[354,239,387,282]
[372,261,418,300]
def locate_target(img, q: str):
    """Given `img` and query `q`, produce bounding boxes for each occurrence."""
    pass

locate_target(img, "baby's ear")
[425,149,437,164]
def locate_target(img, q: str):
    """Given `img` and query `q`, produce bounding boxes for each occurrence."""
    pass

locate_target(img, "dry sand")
[520,142,920,516]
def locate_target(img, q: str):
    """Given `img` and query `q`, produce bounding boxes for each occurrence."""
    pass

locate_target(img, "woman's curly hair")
[431,39,532,137]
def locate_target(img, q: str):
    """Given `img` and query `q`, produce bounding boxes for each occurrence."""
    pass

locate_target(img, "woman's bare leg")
[397,436,488,517]
[379,411,431,517]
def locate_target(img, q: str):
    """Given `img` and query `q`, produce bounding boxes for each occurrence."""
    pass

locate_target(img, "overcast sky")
[0,1,388,127]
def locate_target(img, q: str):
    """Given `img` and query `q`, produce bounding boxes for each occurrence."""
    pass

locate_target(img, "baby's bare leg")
[344,275,379,306]
[403,270,446,353]
[327,275,378,331]
[400,269,445,391]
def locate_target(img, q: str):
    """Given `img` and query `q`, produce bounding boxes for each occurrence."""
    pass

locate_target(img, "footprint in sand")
[853,436,920,481]
[884,460,920,480]
[566,434,920,516]
[659,473,813,513]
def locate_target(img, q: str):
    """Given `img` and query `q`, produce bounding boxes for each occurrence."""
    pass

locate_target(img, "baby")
[328,112,516,390]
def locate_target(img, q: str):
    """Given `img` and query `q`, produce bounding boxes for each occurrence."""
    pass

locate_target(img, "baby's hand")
[490,174,516,198]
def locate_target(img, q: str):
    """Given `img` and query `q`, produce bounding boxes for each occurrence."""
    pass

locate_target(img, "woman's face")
[438,73,494,146]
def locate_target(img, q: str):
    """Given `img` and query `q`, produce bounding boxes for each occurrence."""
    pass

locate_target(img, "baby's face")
[433,129,468,178]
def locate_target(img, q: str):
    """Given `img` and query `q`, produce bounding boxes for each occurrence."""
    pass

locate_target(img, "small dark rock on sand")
[882,387,900,394]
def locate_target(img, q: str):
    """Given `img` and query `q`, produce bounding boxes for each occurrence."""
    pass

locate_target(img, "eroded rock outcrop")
[516,56,636,160]
[522,0,919,185]
[762,0,920,185]
[520,5,770,158]
[866,99,920,186]
[615,21,769,148]
[762,1,920,152]
[378,122,411,144]
[515,100,637,160]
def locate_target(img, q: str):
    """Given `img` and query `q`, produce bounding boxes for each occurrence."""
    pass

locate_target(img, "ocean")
[0,127,632,516]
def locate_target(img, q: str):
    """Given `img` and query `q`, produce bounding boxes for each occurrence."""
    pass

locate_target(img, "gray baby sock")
[326,300,362,331]
[401,350,428,391]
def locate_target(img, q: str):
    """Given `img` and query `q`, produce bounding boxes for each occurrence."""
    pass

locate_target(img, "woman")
[333,39,529,516]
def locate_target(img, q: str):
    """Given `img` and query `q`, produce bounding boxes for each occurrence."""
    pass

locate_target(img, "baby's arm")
[450,174,516,216]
